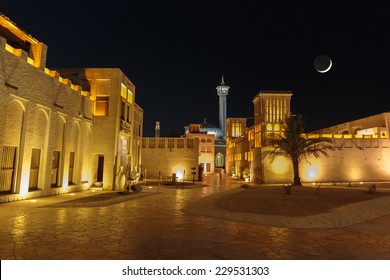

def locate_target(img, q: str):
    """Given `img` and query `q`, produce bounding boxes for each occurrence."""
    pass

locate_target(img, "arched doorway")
[215,152,224,168]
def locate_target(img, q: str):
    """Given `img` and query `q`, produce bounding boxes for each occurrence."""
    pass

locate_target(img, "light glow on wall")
[272,156,289,174]
[19,171,30,198]
[301,160,320,181]
[349,166,363,181]
[175,170,184,180]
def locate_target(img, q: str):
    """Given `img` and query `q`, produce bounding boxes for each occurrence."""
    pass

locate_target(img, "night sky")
[2,1,390,136]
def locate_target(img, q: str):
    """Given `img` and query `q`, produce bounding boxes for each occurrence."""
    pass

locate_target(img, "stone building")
[226,90,390,184]
[0,14,143,203]
[141,137,199,181]
[0,14,94,201]
[185,123,215,174]
[57,68,143,191]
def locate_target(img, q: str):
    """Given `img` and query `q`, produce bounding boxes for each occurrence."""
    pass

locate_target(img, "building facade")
[0,14,143,203]
[57,68,143,191]
[141,137,199,181]
[0,15,94,202]
[227,90,390,184]
[185,123,215,174]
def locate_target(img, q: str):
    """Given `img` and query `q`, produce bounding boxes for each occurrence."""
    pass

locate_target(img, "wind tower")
[216,75,229,137]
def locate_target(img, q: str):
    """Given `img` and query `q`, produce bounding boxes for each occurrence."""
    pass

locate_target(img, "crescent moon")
[318,58,332,73]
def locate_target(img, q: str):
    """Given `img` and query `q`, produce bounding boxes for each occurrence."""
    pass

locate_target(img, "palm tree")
[263,114,334,186]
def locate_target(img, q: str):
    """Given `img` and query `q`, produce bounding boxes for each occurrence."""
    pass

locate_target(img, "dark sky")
[2,1,390,136]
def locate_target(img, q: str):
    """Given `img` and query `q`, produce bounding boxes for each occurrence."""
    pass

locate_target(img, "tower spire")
[216,76,229,138]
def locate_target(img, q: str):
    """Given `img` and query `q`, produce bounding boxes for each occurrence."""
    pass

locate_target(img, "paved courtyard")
[1,175,390,260]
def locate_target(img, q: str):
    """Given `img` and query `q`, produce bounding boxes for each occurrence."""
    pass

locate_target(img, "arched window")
[215,152,224,168]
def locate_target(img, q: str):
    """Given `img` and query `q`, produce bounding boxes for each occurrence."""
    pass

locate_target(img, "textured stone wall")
[261,136,390,184]
[141,138,199,180]
[0,35,94,200]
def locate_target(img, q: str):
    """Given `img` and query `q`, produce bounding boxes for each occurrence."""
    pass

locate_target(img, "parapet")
[0,14,90,99]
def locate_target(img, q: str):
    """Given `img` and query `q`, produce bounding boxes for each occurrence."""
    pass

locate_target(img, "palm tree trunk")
[292,157,302,186]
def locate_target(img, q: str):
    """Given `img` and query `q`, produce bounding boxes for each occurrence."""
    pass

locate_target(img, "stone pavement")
[1,175,390,260]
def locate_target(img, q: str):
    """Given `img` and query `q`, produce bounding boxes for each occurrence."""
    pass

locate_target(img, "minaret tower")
[216,75,229,137]
[155,121,160,138]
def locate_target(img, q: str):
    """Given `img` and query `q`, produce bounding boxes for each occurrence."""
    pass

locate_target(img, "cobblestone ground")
[1,175,390,260]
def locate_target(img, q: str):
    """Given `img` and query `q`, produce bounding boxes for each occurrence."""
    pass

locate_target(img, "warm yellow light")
[272,157,289,174]
[58,76,69,85]
[347,166,362,181]
[27,57,35,66]
[321,133,333,138]
[30,199,37,203]
[70,84,79,91]
[81,90,89,97]
[121,83,127,99]
[308,134,319,138]
[301,159,321,181]
[19,170,30,198]
[175,170,183,180]
[44,68,56,77]
[5,43,22,57]
[306,165,318,180]
[127,89,133,104]
[69,193,75,196]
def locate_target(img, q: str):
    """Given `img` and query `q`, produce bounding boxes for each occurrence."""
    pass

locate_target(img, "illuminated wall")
[56,68,143,191]
[141,138,199,180]
[229,89,390,184]
[0,16,94,202]
[259,133,390,184]
[185,131,215,174]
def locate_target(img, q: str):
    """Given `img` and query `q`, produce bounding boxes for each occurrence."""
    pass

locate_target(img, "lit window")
[121,83,127,99]
[127,89,133,104]
[95,96,109,116]
[232,121,242,137]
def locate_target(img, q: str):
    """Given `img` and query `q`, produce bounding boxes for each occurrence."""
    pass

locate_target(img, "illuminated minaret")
[155,121,160,138]
[216,75,229,137]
